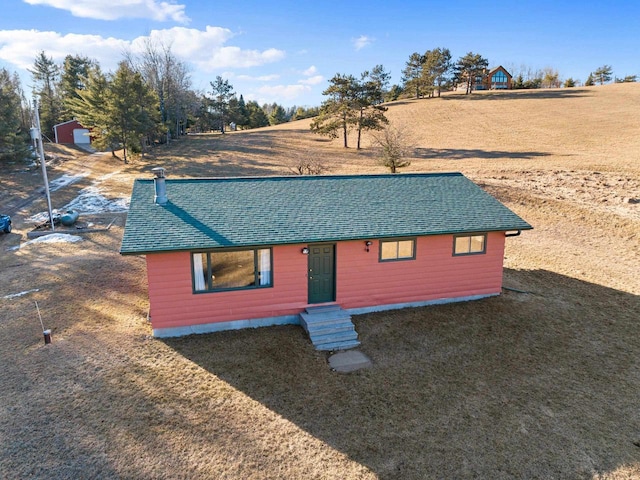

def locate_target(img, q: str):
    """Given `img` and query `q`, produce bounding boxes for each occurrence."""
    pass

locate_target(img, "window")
[192,248,272,292]
[380,239,415,261]
[491,71,508,89]
[453,234,487,256]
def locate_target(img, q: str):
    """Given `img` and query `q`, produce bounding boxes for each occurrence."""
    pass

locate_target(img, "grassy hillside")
[1,83,639,479]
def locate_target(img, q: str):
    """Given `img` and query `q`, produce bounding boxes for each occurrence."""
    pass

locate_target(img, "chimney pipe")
[152,167,167,205]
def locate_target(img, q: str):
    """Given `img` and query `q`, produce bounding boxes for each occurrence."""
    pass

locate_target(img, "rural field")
[1,83,639,479]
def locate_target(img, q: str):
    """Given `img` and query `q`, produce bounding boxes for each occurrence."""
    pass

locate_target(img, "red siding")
[145,232,506,331]
[54,120,82,144]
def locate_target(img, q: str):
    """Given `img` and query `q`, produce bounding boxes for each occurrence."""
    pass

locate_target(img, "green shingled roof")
[120,173,532,255]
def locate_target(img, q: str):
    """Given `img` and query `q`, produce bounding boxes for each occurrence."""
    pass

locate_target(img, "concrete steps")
[299,305,360,351]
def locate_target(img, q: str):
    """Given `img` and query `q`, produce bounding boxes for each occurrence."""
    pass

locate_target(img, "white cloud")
[257,84,310,100]
[299,75,323,86]
[353,35,373,51]
[236,73,281,81]
[0,26,285,74]
[302,65,317,76]
[23,0,190,23]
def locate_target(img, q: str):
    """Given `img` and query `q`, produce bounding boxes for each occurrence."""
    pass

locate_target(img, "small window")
[453,234,487,256]
[192,248,272,292]
[380,239,415,261]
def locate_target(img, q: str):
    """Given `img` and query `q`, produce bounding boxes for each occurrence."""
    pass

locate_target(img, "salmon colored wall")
[336,232,505,309]
[145,232,506,330]
[146,244,309,329]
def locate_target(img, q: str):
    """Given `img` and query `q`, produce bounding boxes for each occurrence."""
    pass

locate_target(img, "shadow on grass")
[164,268,640,479]
[414,147,551,161]
[442,89,592,101]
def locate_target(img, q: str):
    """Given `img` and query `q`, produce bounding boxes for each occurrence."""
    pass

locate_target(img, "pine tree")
[310,73,359,148]
[0,68,29,162]
[585,73,595,86]
[269,104,288,125]
[68,65,115,154]
[208,76,234,133]
[107,62,160,162]
[454,52,489,94]
[354,65,389,149]
[401,52,425,99]
[593,65,613,85]
[424,47,452,97]
[59,55,95,119]
[29,51,62,139]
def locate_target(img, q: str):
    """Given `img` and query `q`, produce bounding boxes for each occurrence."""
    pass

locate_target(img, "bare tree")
[371,124,414,173]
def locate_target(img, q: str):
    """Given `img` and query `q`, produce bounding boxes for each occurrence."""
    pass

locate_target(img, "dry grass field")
[1,83,639,479]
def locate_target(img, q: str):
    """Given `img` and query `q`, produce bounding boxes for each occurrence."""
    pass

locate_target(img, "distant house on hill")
[120,171,532,348]
[474,66,513,90]
[53,119,91,145]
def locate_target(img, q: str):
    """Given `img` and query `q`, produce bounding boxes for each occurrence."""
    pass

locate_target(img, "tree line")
[0,43,317,164]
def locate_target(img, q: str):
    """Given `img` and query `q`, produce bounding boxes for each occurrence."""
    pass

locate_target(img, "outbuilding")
[120,171,531,347]
[53,119,91,145]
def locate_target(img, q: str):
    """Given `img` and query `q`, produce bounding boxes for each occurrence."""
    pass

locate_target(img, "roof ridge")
[135,172,464,182]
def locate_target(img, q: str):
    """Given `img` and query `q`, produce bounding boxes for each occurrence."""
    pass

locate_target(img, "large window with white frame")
[192,248,272,293]
[379,238,416,262]
[453,234,487,256]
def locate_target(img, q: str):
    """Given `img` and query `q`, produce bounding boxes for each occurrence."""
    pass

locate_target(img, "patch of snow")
[3,288,40,299]
[11,233,84,250]
[49,172,90,192]
[63,186,129,213]
[27,210,60,224]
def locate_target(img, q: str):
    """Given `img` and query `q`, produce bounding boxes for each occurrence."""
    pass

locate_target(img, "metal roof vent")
[152,167,167,205]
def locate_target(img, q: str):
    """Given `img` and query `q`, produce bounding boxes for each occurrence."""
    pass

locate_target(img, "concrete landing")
[328,350,372,373]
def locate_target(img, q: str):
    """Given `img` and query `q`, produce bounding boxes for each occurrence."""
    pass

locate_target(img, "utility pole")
[30,100,55,231]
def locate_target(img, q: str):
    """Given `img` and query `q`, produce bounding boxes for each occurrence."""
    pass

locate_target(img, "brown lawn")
[1,83,639,479]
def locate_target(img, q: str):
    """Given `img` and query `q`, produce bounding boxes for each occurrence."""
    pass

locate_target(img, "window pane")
[211,250,255,289]
[454,236,470,254]
[397,240,414,258]
[470,235,485,253]
[257,248,272,286]
[193,253,207,291]
[380,241,397,260]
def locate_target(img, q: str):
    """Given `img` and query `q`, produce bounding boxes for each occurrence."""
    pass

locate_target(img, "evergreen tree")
[401,52,425,99]
[310,73,358,148]
[29,51,62,139]
[269,104,288,125]
[585,73,595,86]
[68,66,112,151]
[0,68,29,162]
[234,94,249,128]
[354,65,389,149]
[208,76,234,133]
[424,47,452,97]
[385,84,403,102]
[59,55,95,119]
[245,101,269,129]
[593,65,613,85]
[454,52,489,94]
[107,62,160,162]
[563,77,576,88]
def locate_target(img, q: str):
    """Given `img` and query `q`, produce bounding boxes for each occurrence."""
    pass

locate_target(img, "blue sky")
[1,0,638,107]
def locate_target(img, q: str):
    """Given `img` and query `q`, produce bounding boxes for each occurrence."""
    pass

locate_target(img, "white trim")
[52,119,81,128]
[152,314,300,338]
[346,293,498,315]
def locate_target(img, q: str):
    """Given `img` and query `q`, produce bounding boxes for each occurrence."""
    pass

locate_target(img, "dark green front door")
[308,244,335,304]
